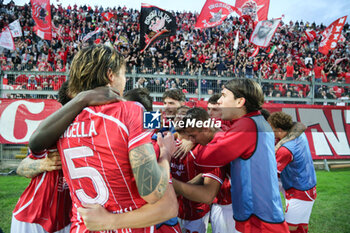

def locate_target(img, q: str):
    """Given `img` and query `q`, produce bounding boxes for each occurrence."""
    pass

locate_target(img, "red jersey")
[57,101,154,233]
[13,151,71,233]
[313,65,323,78]
[212,165,232,205]
[286,65,294,77]
[171,145,223,220]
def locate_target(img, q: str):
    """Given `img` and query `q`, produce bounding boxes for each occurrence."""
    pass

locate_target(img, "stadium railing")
[1,68,349,104]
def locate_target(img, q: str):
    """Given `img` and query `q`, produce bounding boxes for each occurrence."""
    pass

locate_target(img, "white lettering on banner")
[298,109,350,155]
[0,100,44,143]
[346,110,350,124]
[282,108,297,121]
[335,26,342,32]
[339,17,346,24]
[331,41,337,49]
[310,128,332,155]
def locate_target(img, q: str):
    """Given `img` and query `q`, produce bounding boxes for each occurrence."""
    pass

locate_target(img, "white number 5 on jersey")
[63,146,109,205]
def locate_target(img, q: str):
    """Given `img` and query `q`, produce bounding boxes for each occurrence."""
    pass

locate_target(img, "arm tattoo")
[129,144,168,197]
[16,157,43,178]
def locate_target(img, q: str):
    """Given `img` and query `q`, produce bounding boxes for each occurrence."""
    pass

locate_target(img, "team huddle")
[11,45,316,233]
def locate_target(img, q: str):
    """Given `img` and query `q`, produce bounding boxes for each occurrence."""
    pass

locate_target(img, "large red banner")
[1,99,349,160]
[31,0,52,40]
[235,0,270,22]
[0,99,61,144]
[195,0,237,29]
[319,16,347,55]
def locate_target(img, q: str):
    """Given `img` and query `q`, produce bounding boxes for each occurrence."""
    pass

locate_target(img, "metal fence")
[0,68,349,168]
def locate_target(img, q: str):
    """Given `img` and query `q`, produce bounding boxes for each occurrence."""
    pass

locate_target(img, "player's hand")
[40,151,62,172]
[79,86,124,107]
[77,203,114,231]
[173,139,193,160]
[157,132,176,162]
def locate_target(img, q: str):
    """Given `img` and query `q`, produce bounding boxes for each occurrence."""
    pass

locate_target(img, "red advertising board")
[1,99,349,160]
[0,99,61,144]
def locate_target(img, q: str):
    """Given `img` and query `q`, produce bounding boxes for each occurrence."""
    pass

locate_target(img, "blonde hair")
[68,45,125,97]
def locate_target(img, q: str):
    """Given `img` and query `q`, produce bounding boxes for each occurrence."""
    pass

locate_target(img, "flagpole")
[234,30,239,64]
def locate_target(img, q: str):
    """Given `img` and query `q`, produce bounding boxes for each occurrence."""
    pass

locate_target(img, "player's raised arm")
[29,86,122,153]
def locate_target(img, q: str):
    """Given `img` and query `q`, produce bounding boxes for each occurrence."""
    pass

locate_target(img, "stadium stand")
[0,1,349,104]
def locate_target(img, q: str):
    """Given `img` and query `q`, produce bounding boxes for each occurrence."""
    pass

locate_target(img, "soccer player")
[206,95,237,233]
[162,89,186,120]
[76,88,181,233]
[29,45,174,233]
[11,82,72,233]
[187,79,289,233]
[12,149,71,233]
[268,112,317,233]
[171,107,223,233]
[176,107,238,233]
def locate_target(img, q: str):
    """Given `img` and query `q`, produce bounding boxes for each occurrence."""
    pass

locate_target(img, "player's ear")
[237,97,246,108]
[107,68,114,82]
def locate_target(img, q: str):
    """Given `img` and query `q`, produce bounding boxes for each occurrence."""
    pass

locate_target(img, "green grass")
[305,169,350,233]
[0,170,349,233]
[0,176,30,233]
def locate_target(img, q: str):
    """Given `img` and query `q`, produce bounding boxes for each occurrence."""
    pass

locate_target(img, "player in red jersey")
[11,150,71,233]
[76,88,180,233]
[207,94,238,232]
[171,107,224,233]
[11,82,72,233]
[268,112,317,233]
[182,79,289,233]
[29,45,174,233]
[178,107,238,233]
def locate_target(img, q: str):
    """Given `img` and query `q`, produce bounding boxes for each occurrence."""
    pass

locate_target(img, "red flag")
[235,0,270,22]
[0,27,15,50]
[31,0,52,40]
[319,16,347,55]
[102,12,114,21]
[305,29,317,42]
[195,0,237,29]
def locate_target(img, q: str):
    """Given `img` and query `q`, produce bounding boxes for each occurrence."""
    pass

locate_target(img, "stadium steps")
[14,146,28,159]
[313,159,350,170]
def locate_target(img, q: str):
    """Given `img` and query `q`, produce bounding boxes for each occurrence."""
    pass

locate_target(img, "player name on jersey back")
[61,121,98,138]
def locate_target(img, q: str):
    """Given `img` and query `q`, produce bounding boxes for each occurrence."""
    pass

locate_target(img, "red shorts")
[235,215,289,233]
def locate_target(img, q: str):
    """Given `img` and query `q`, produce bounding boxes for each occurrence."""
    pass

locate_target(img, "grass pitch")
[0,170,349,233]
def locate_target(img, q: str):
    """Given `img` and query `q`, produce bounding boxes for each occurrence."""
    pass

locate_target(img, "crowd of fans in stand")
[0,1,349,104]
